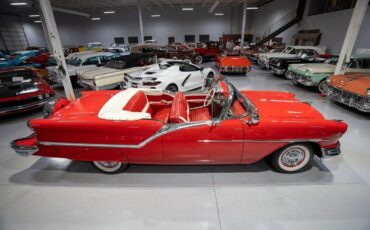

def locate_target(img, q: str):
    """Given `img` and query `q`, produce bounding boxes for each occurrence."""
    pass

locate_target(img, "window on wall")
[184,35,195,43]
[114,37,125,44]
[199,35,210,43]
[308,0,360,15]
[128,37,138,44]
[168,36,175,44]
[144,36,152,41]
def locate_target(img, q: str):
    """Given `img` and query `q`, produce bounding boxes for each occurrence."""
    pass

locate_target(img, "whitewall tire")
[270,144,313,173]
[92,161,128,174]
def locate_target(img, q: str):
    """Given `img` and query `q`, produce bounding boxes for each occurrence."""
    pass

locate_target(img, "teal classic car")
[286,52,370,94]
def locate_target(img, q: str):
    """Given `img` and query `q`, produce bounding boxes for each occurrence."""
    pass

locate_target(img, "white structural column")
[38,0,75,100]
[334,0,369,75]
[138,0,144,43]
[240,0,247,44]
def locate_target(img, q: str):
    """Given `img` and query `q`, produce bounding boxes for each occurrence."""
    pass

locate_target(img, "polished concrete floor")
[0,63,370,230]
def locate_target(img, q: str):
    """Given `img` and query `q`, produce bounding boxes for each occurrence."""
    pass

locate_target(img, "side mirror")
[200,67,204,71]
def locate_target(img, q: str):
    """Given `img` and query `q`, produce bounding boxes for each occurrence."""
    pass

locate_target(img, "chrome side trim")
[39,121,212,149]
[198,139,333,143]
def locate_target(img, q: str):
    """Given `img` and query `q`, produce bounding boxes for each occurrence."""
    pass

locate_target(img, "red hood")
[219,56,251,67]
[242,91,324,120]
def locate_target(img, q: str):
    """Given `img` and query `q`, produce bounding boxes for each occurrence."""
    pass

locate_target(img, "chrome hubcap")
[281,148,305,167]
[97,161,119,168]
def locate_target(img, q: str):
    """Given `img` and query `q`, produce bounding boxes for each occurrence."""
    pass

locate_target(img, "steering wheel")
[204,87,216,107]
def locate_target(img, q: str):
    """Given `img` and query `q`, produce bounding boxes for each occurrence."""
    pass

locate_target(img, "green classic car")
[286,53,370,94]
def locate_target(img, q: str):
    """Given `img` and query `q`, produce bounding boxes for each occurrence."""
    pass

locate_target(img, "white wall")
[249,0,370,53]
[16,5,242,48]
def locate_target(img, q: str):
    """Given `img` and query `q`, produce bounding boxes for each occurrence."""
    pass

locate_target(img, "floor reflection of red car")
[12,78,347,174]
[215,53,252,75]
[0,67,56,117]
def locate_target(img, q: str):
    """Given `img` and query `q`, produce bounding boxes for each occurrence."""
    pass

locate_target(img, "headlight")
[277,62,281,67]
[305,70,310,76]
[367,88,370,97]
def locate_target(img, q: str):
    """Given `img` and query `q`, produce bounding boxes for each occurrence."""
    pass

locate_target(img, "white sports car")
[122,60,215,92]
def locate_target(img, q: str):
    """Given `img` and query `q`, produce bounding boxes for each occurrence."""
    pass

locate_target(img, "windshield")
[66,57,82,66]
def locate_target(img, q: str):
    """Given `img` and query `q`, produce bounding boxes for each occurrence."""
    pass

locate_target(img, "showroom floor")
[0,63,370,230]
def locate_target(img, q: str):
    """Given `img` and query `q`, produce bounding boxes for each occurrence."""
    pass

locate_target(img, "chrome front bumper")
[270,66,285,75]
[291,73,316,86]
[327,86,370,113]
[0,98,49,116]
[222,66,249,73]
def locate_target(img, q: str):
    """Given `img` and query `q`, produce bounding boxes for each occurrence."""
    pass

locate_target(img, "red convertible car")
[0,67,56,117]
[11,78,347,174]
[215,53,252,75]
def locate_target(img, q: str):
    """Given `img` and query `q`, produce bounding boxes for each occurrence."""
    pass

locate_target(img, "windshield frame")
[216,78,259,121]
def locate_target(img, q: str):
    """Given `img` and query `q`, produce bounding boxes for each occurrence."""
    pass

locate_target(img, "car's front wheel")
[318,79,328,95]
[270,143,314,173]
[92,161,129,174]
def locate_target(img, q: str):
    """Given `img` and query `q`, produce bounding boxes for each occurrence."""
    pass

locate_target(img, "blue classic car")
[0,50,42,68]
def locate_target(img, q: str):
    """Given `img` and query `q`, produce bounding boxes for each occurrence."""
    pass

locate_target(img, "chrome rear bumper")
[11,134,39,157]
[321,143,341,159]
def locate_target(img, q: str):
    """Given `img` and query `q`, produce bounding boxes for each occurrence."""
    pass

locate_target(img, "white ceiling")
[0,0,271,17]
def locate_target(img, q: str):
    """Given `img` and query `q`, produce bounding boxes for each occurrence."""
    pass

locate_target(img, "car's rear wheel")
[92,161,129,174]
[195,55,203,64]
[270,143,314,173]
[165,84,178,93]
[318,79,328,95]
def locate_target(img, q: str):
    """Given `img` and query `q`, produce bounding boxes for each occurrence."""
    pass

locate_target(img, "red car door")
[162,119,244,164]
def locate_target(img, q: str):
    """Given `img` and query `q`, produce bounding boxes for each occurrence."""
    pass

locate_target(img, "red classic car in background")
[215,53,252,75]
[0,67,56,117]
[193,41,222,61]
[12,78,347,174]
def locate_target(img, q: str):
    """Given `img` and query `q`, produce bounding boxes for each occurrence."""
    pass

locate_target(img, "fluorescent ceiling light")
[91,17,101,21]
[10,2,27,6]
[34,20,42,23]
[215,13,224,16]
[246,7,259,10]
[182,7,194,11]
[151,14,160,17]
[29,14,40,17]
[104,10,115,14]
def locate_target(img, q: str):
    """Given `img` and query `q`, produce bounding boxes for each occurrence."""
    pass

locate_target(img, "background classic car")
[327,74,370,113]
[47,51,115,86]
[78,53,157,90]
[258,46,326,69]
[215,53,252,75]
[287,51,370,94]
[11,78,347,174]
[123,59,214,92]
[193,41,222,61]
[0,67,55,117]
[269,49,326,76]
[131,44,203,64]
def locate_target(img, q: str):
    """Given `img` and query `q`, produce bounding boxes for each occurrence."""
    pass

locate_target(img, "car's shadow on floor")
[9,157,336,187]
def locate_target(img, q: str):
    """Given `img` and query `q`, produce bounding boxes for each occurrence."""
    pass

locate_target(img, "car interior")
[98,80,248,124]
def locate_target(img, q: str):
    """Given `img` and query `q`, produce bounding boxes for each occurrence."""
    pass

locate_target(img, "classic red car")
[11,78,347,174]
[0,67,56,117]
[215,53,252,75]
[193,41,222,61]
